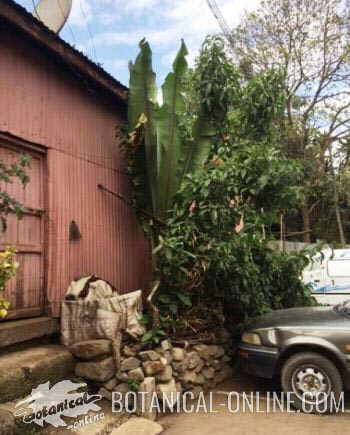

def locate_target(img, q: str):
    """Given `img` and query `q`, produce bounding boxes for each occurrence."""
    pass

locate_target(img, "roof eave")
[1,0,128,105]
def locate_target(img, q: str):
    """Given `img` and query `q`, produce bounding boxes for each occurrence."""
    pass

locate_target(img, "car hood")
[246,306,348,331]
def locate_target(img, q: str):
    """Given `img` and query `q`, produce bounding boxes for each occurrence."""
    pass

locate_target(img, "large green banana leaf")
[154,40,188,218]
[128,39,158,213]
[128,39,215,221]
[183,110,216,175]
[128,39,157,132]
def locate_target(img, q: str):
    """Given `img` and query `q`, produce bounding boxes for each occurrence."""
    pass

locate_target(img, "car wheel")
[281,352,343,414]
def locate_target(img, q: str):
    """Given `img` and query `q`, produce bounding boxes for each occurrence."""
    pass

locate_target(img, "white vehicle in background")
[302,248,350,305]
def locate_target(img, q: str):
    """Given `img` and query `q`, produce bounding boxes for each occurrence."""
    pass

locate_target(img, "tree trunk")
[329,145,346,247]
[148,236,160,327]
[333,186,346,247]
[147,280,160,327]
[301,205,311,243]
[279,213,285,251]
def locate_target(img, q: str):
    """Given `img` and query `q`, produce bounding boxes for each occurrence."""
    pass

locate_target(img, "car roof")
[322,249,350,260]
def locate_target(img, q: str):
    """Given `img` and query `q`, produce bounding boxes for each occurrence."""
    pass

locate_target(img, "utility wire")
[57,0,77,47]
[206,0,248,61]
[79,0,98,63]
[31,0,40,19]
[206,0,235,49]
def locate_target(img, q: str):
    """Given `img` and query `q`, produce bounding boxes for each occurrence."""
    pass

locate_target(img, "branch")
[97,184,166,227]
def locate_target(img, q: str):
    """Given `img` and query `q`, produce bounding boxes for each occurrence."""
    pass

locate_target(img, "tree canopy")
[232,0,350,243]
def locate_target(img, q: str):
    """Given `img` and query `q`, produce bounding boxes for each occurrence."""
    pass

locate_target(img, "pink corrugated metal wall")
[0,25,151,317]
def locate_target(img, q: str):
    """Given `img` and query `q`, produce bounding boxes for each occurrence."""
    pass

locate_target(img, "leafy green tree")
[231,0,350,242]
[155,144,312,324]
[180,36,286,145]
[153,37,315,332]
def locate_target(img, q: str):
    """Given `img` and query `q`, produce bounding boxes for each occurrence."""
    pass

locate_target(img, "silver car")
[238,301,350,413]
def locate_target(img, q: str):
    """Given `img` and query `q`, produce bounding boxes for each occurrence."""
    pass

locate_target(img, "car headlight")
[242,332,262,345]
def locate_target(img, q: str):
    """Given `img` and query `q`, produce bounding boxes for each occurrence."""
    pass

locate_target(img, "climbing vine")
[0,247,19,319]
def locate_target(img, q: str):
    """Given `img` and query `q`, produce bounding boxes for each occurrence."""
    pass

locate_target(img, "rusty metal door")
[0,140,46,320]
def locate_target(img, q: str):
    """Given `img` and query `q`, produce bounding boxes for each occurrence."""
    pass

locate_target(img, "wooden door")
[0,141,46,320]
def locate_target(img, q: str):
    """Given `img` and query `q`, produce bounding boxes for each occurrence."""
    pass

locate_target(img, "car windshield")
[334,300,350,317]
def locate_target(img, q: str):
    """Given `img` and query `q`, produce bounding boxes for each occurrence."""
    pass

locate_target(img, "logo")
[15,380,102,428]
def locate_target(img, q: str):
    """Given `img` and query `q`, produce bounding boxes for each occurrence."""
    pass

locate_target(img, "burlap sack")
[98,290,145,338]
[61,301,121,346]
[61,276,144,347]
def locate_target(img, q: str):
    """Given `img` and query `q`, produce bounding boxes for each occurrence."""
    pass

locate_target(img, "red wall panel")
[0,25,150,316]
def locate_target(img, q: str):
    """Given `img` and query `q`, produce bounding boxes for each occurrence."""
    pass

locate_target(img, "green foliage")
[151,37,315,330]
[126,39,215,225]
[155,143,314,325]
[127,379,141,393]
[194,36,285,140]
[237,70,286,140]
[128,39,157,215]
[189,36,287,153]
[0,154,30,319]
[141,328,167,345]
[126,35,315,334]
[194,36,240,129]
[128,40,157,135]
[0,153,31,232]
[221,245,317,325]
[0,247,19,319]
[231,0,350,243]
[139,313,167,344]
[156,290,192,316]
[141,327,167,345]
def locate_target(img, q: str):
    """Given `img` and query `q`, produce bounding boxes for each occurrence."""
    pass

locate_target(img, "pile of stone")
[70,332,232,420]
[72,339,116,383]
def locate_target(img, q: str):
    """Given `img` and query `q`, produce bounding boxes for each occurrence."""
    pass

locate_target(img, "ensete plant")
[125,39,217,324]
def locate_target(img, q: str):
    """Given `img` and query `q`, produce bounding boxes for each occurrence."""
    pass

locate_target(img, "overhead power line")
[31,0,39,18]
[206,0,236,51]
[57,0,77,46]
[79,0,98,63]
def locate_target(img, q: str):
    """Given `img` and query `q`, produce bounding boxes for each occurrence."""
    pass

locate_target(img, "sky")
[15,0,260,87]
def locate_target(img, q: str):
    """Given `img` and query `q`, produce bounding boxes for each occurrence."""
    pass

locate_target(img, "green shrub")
[0,247,19,318]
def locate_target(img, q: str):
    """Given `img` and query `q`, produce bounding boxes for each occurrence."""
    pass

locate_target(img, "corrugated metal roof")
[1,0,128,103]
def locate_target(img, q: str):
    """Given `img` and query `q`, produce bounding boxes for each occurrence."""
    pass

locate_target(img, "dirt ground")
[159,371,350,435]
[20,370,350,434]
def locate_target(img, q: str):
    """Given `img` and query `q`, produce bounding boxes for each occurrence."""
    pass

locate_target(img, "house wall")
[0,24,150,316]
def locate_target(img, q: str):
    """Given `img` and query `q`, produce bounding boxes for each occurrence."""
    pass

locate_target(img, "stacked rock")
[72,339,116,383]
[69,331,232,420]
